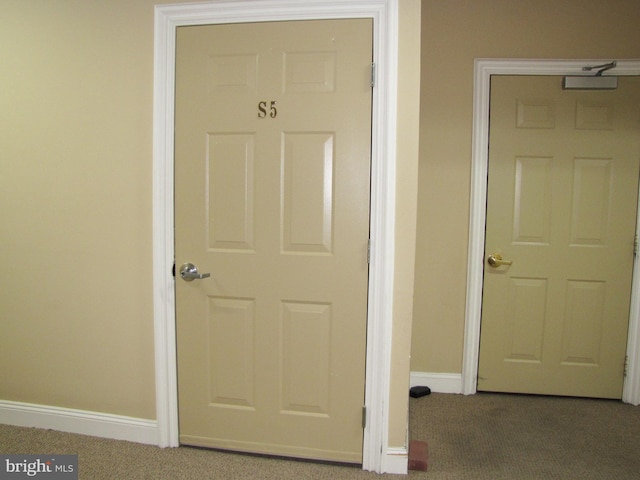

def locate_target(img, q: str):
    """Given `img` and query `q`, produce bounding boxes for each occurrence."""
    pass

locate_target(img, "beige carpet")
[411,392,640,479]
[2,393,639,479]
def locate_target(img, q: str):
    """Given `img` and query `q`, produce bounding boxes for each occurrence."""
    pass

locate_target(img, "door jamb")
[463,59,640,405]
[152,0,400,473]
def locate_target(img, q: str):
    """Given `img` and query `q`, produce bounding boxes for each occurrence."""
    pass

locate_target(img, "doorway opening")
[152,0,403,473]
[463,59,640,406]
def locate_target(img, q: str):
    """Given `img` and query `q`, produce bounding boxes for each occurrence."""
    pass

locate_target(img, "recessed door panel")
[282,132,334,253]
[284,52,336,93]
[281,301,331,415]
[570,158,611,246]
[504,277,548,364]
[208,296,256,408]
[513,156,552,244]
[207,133,255,250]
[561,281,605,366]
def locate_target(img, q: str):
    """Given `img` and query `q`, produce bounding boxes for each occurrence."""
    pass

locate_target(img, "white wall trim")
[0,400,158,445]
[410,372,463,394]
[381,447,409,475]
[153,0,400,473]
[463,59,640,404]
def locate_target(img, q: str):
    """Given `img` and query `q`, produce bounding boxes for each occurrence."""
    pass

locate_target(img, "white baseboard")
[0,400,158,445]
[1,399,408,473]
[381,447,408,474]
[410,371,463,394]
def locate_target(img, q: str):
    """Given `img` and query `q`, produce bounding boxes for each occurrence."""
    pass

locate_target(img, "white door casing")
[464,59,640,405]
[152,0,401,473]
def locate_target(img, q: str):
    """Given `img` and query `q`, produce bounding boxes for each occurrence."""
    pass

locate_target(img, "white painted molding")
[623,181,640,406]
[463,59,640,403]
[382,447,408,475]
[153,0,400,473]
[0,400,158,445]
[410,372,463,394]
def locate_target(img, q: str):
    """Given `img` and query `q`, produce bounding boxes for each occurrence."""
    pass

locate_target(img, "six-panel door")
[174,19,373,462]
[479,76,640,399]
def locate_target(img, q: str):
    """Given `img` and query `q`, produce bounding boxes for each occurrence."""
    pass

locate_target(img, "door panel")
[282,132,334,253]
[174,19,373,462]
[207,133,255,250]
[479,76,640,398]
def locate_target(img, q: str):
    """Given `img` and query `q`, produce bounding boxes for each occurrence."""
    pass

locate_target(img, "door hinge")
[370,62,376,87]
[624,355,629,377]
[172,262,176,277]
[362,406,367,429]
[634,235,638,256]
[367,238,372,264]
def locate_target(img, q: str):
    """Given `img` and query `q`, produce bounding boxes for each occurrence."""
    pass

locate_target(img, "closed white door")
[479,75,640,398]
[174,19,373,462]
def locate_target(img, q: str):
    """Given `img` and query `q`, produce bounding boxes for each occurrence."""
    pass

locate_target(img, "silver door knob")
[179,263,211,281]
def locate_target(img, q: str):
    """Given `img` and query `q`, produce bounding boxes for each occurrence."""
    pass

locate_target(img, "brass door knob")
[487,253,513,268]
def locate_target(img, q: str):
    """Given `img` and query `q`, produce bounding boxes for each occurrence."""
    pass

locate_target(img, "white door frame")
[463,59,640,405]
[152,0,401,473]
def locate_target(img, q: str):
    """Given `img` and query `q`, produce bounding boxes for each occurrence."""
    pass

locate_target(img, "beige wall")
[388,0,421,448]
[412,0,640,374]
[0,0,171,419]
[0,0,420,454]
